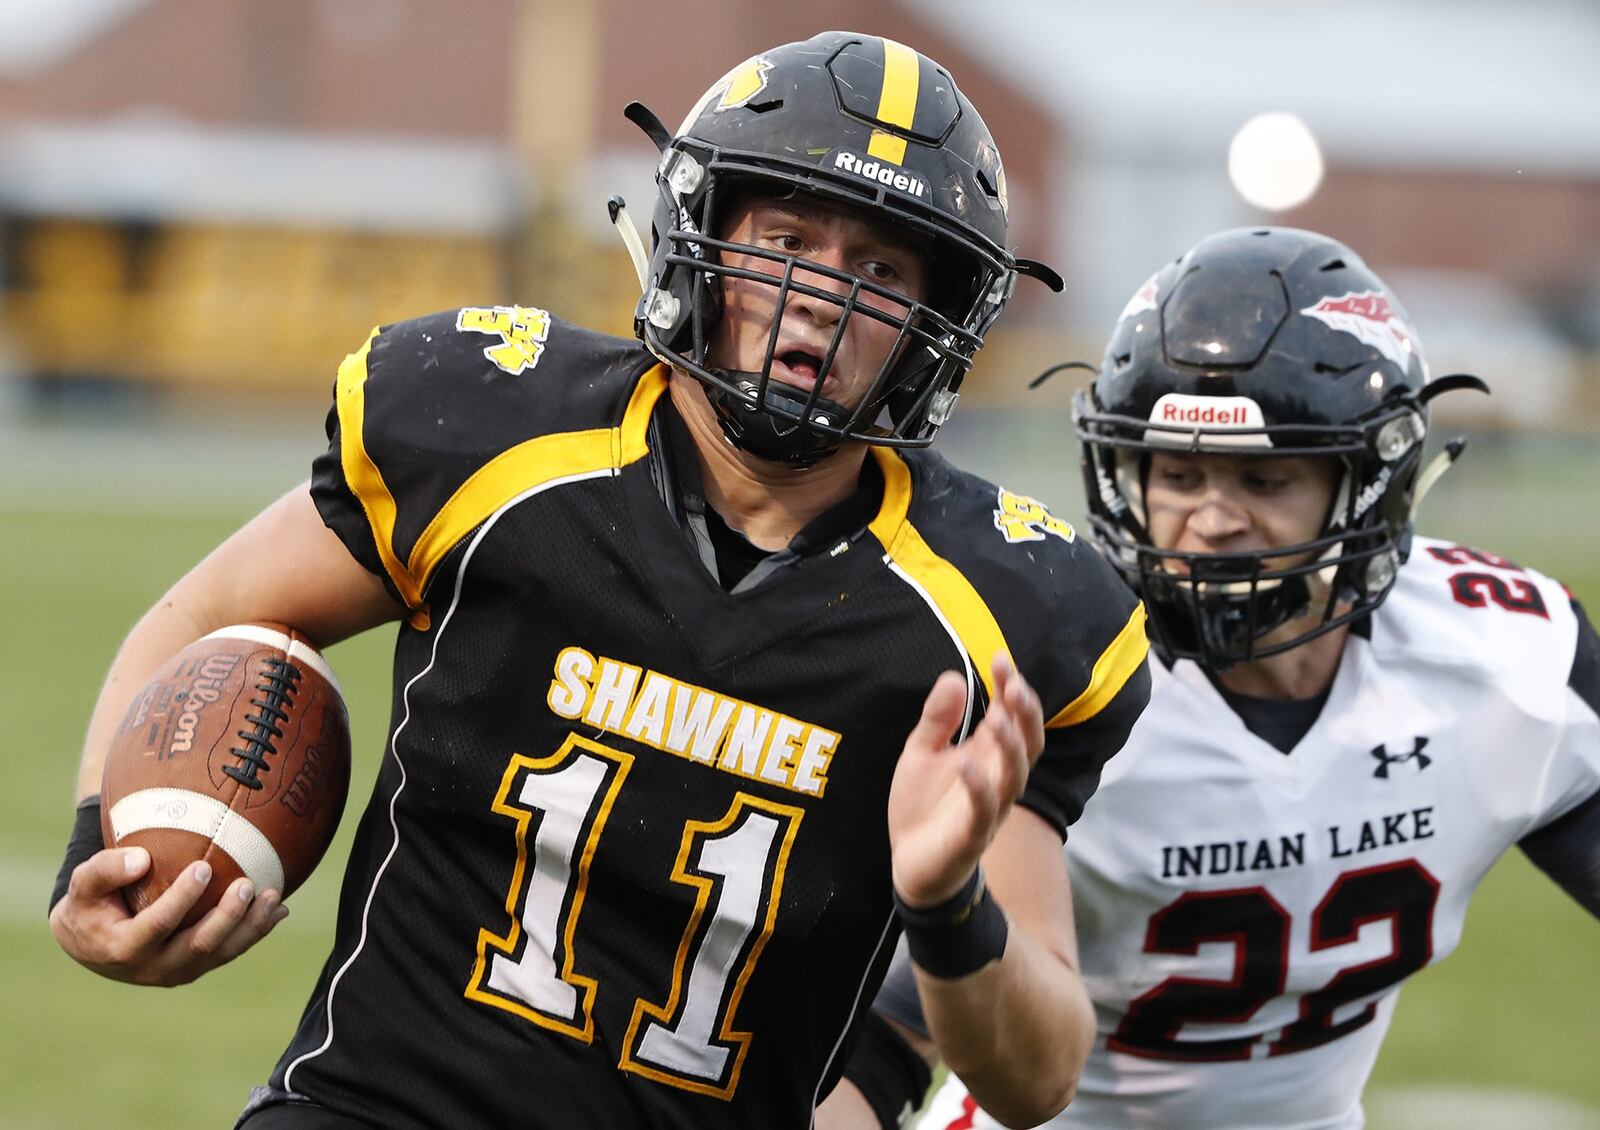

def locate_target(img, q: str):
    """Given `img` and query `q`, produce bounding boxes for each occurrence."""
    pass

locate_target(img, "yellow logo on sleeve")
[457,305,552,375]
[994,488,1076,545]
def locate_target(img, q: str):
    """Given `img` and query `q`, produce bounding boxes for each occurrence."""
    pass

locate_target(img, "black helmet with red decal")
[624,30,1060,465]
[1072,226,1486,667]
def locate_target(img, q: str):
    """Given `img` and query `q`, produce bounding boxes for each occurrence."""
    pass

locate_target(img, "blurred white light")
[1228,112,1324,211]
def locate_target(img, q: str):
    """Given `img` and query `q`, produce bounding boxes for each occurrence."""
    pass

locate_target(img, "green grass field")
[2,410,1596,1127]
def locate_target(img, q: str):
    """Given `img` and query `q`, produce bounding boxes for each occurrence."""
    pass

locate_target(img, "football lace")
[226,656,302,790]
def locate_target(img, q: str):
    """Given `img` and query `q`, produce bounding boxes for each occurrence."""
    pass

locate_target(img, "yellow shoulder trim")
[866,446,913,547]
[871,450,1009,704]
[1046,602,1149,730]
[407,364,671,597]
[337,325,425,613]
[617,364,670,466]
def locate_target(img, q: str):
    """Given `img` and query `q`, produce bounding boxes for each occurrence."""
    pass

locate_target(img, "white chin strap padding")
[1411,442,1466,518]
[608,196,650,292]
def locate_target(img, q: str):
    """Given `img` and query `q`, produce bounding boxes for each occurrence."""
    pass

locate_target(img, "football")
[100,623,351,927]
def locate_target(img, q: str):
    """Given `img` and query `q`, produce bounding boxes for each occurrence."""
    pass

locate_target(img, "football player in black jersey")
[50,32,1149,1130]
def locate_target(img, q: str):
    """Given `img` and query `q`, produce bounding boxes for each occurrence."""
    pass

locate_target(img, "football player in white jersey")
[820,227,1600,1130]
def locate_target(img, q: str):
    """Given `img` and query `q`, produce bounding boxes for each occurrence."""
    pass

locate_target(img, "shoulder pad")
[316,307,661,611]
[887,451,1148,729]
[1375,535,1579,718]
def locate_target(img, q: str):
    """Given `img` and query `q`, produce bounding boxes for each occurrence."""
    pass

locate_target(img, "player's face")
[1144,451,1340,571]
[708,195,930,411]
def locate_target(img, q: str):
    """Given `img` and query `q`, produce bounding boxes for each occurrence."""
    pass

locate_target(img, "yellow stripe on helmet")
[867,38,920,165]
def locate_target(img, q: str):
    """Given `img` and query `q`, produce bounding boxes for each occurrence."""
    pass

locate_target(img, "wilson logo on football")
[1300,291,1418,368]
[1144,393,1270,448]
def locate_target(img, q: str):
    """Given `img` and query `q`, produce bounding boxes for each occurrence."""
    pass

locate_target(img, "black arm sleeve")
[837,1009,933,1129]
[871,938,929,1038]
[1567,598,1600,720]
[1519,785,1600,918]
[1516,597,1600,918]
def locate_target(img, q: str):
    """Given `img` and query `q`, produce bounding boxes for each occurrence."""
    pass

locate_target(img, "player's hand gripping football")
[887,654,1045,907]
[49,846,287,986]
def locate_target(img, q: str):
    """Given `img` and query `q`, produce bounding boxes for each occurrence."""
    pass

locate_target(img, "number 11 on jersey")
[464,733,804,1099]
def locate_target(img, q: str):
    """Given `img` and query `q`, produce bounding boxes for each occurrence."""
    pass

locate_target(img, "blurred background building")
[1,0,1596,428]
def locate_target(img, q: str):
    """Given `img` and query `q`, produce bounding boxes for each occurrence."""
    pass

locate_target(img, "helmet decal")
[716,56,774,112]
[1116,272,1161,326]
[1300,291,1418,369]
[866,38,921,164]
[676,55,773,134]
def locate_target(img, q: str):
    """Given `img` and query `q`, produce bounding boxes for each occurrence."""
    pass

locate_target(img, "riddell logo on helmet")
[1145,394,1270,448]
[833,151,929,198]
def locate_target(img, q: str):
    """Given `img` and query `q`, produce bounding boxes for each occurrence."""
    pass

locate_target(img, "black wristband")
[840,1011,932,1129]
[49,795,104,917]
[893,868,1009,979]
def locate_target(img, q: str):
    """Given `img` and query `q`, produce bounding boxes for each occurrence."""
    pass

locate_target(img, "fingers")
[991,652,1046,764]
[959,750,998,819]
[67,846,150,902]
[215,888,289,963]
[55,854,289,985]
[188,879,290,967]
[120,860,214,954]
[135,874,288,985]
[907,670,970,755]
[182,876,259,960]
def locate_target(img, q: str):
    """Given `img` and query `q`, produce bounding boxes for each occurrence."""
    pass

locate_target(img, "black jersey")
[278,305,1149,1129]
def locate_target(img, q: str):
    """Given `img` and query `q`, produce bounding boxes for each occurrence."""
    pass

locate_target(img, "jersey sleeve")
[309,306,656,617]
[998,499,1150,839]
[1022,658,1151,838]
[898,465,1152,840]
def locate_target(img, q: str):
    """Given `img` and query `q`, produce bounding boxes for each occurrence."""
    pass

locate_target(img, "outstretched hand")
[887,653,1045,907]
[49,845,288,986]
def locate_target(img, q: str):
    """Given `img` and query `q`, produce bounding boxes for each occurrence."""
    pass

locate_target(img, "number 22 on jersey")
[1110,859,1440,1060]
[464,733,803,1099]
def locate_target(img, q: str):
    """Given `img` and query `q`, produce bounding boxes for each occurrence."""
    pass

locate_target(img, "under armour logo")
[1372,737,1430,779]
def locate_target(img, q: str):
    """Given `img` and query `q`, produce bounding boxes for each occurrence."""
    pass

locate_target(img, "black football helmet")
[626,30,1060,465]
[1073,227,1486,667]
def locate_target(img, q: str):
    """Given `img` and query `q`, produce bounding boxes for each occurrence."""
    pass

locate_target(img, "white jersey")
[920,538,1600,1130]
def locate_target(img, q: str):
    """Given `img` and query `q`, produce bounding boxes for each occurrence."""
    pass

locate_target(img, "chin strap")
[1411,437,1467,518]
[708,375,850,467]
